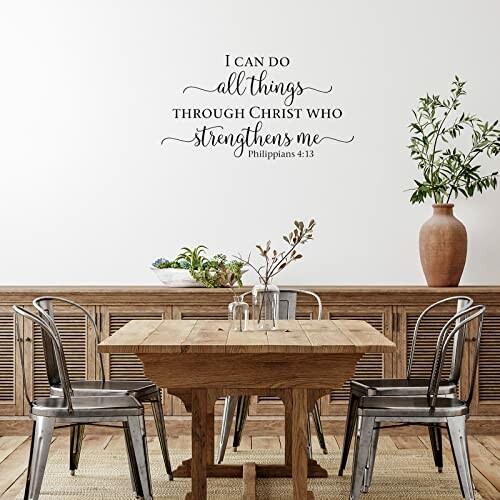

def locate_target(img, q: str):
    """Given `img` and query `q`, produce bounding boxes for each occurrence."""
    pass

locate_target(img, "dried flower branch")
[235,219,316,285]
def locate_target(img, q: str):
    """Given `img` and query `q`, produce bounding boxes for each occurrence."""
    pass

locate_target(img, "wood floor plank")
[237,435,252,451]
[1,436,71,499]
[0,437,28,465]
[1,469,27,499]
[82,434,112,449]
[0,439,32,496]
[103,434,126,451]
[251,436,281,450]
[467,436,500,492]
[168,435,191,449]
[325,435,340,452]
[0,433,499,500]
[420,435,500,500]
[0,435,67,497]
[392,436,425,450]
[377,436,398,451]
[476,435,500,461]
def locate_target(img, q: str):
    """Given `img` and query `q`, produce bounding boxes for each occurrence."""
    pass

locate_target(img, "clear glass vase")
[228,295,250,332]
[252,282,280,330]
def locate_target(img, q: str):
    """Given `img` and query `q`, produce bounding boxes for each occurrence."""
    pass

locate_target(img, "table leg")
[191,388,208,500]
[292,388,313,500]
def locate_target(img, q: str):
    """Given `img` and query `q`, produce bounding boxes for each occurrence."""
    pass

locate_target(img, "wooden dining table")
[98,319,396,500]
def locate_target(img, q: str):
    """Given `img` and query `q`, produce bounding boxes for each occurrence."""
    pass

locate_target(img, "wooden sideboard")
[0,286,499,434]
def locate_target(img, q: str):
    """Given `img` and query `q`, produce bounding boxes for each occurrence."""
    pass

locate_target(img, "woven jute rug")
[20,447,480,499]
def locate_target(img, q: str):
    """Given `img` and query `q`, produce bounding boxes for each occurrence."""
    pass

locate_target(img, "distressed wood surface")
[98,319,396,354]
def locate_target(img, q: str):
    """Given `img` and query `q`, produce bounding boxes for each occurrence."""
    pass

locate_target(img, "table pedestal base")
[173,457,328,478]
[170,387,330,500]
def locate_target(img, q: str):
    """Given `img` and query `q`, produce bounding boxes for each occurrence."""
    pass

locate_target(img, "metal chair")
[217,288,327,464]
[338,295,473,476]
[349,304,485,500]
[32,296,173,481]
[13,305,154,500]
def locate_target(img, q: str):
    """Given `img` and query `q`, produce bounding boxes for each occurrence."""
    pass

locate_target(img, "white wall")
[1,0,499,286]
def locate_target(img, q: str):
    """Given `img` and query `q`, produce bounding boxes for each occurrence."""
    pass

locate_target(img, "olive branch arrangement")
[408,76,500,204]
[236,219,316,285]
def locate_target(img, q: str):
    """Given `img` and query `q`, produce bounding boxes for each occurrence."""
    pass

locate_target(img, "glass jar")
[228,295,250,332]
[252,282,280,330]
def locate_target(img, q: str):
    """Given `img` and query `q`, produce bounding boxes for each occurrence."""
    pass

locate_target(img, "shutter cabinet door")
[396,305,468,400]
[470,307,500,416]
[0,307,21,415]
[29,306,94,404]
[100,306,171,415]
[322,305,393,416]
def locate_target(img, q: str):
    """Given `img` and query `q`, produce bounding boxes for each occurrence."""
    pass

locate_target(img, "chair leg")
[127,416,153,500]
[312,402,328,455]
[69,424,85,475]
[349,416,375,500]
[339,392,360,476]
[23,421,37,500]
[428,424,444,473]
[232,395,250,451]
[123,421,143,499]
[362,425,380,493]
[25,416,55,500]
[307,412,313,459]
[447,416,474,500]
[150,391,173,480]
[216,396,238,464]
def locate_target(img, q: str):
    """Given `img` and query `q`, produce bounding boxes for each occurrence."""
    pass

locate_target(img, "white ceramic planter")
[151,268,203,287]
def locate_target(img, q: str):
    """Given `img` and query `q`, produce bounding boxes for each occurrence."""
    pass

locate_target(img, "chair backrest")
[241,288,323,320]
[407,296,473,382]
[427,305,485,409]
[13,305,74,413]
[33,296,105,384]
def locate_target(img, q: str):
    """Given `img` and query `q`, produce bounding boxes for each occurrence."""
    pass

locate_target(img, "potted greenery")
[408,76,499,286]
[151,246,245,288]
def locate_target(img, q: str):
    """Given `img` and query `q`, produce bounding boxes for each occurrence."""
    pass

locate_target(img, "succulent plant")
[151,246,245,288]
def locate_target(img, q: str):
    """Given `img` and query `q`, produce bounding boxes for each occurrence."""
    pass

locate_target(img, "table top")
[98,319,396,355]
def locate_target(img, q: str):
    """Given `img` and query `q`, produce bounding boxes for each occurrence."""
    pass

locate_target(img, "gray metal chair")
[217,289,327,464]
[349,304,485,500]
[338,295,473,476]
[32,296,173,482]
[13,305,153,500]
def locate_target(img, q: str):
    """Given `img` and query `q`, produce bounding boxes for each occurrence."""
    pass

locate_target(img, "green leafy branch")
[408,76,500,204]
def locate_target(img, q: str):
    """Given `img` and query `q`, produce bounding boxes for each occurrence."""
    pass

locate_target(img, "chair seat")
[359,395,468,418]
[50,380,158,399]
[351,378,456,397]
[31,396,144,418]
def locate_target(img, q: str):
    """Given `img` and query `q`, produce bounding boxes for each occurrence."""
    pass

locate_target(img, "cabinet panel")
[172,305,228,320]
[471,307,500,415]
[0,307,20,415]
[322,305,392,416]
[396,304,471,401]
[27,305,95,411]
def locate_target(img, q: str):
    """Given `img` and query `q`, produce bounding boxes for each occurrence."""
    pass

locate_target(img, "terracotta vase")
[419,204,467,287]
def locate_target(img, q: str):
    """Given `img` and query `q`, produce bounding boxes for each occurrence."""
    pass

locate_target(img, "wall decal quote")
[161,55,354,159]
